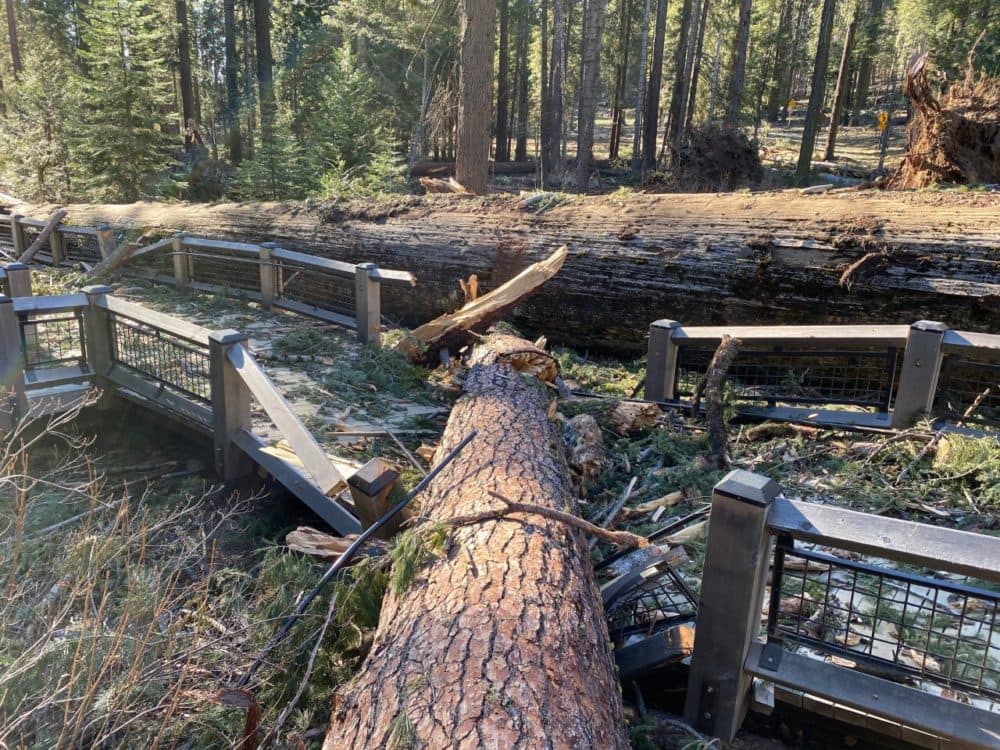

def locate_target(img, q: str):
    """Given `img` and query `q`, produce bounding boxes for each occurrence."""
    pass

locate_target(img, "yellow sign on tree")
[788,99,796,111]
[877,111,889,131]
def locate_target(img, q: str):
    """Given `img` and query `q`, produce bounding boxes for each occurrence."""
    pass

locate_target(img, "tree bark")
[495,0,511,162]
[684,0,711,133]
[642,0,669,169]
[44,192,1000,352]
[322,334,630,750]
[796,0,837,182]
[457,0,497,193]
[765,0,795,121]
[253,0,276,140]
[849,0,884,126]
[5,0,21,77]
[725,0,753,127]
[543,0,565,184]
[823,3,859,161]
[666,0,695,153]
[630,0,652,170]
[576,0,607,191]
[224,0,243,163]
[176,0,196,131]
[513,0,530,161]
[608,0,632,160]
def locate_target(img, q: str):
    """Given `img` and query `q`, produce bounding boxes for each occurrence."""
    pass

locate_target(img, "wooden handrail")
[180,236,262,255]
[97,295,214,344]
[672,323,910,346]
[271,246,356,276]
[13,293,88,314]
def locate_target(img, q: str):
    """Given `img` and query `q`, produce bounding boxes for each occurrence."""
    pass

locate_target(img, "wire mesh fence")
[766,536,1000,703]
[109,312,212,402]
[674,344,902,412]
[62,231,102,263]
[188,250,261,294]
[276,260,355,316]
[18,311,87,370]
[605,566,698,646]
[935,355,1000,427]
[0,218,14,257]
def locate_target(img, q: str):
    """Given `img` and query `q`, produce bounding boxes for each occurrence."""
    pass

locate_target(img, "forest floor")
[2,266,998,748]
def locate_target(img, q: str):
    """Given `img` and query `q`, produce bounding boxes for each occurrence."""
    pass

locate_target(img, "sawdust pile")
[891,57,1000,189]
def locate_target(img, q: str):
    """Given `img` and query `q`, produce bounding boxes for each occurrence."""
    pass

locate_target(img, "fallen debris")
[18,209,68,263]
[608,400,661,436]
[564,413,607,491]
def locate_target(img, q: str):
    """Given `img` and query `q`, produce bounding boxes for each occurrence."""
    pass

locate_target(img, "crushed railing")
[646,320,1000,432]
[686,470,1000,749]
[0,212,113,265]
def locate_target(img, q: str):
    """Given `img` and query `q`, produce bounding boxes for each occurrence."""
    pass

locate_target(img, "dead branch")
[701,335,742,468]
[18,210,68,263]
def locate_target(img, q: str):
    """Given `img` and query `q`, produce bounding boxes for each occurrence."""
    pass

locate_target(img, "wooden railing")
[129,233,415,344]
[646,320,1000,431]
[0,212,114,265]
[686,470,1000,748]
[0,279,366,534]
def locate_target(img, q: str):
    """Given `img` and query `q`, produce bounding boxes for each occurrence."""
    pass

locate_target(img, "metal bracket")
[696,679,721,732]
[759,640,784,672]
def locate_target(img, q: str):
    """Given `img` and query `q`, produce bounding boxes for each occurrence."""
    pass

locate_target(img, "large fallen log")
[323,333,629,749]
[20,191,1000,351]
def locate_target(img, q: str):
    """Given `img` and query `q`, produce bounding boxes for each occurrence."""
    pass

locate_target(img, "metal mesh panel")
[277,260,355,316]
[62,231,102,263]
[19,226,41,255]
[0,218,14,257]
[935,355,1000,427]
[606,567,698,645]
[188,250,261,294]
[0,274,9,297]
[675,345,902,411]
[109,313,212,402]
[19,311,87,369]
[767,537,1000,703]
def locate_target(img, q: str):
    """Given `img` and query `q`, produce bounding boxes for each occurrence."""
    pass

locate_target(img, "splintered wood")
[324,332,629,750]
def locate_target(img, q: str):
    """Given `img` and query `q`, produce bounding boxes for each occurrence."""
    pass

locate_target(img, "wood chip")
[607,400,661,435]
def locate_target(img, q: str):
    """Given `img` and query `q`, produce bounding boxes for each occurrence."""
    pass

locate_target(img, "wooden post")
[354,262,381,344]
[347,457,406,539]
[172,233,191,288]
[209,329,252,480]
[0,295,28,426]
[96,225,116,261]
[684,469,780,740]
[49,227,66,265]
[259,242,276,311]
[891,320,947,428]
[4,263,32,298]
[10,215,26,258]
[644,319,682,402]
[82,285,116,409]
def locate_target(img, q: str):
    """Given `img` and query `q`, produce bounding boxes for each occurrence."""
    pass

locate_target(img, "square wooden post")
[348,457,405,539]
[96,225,116,261]
[209,330,253,480]
[891,320,947,428]
[259,242,276,311]
[684,469,780,740]
[645,319,682,402]
[354,263,381,344]
[10,215,26,258]
[0,295,28,425]
[4,263,32,298]
[172,233,191,288]
[49,228,66,265]
[82,285,116,410]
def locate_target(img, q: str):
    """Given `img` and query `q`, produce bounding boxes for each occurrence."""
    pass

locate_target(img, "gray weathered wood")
[98,295,214,344]
[82,285,116,409]
[674,324,909,346]
[10,215,26,257]
[128,237,175,260]
[209,330,253,480]
[49,228,65,264]
[684,470,780,740]
[745,643,1000,749]
[22,364,93,388]
[892,320,947,428]
[4,263,32,298]
[354,262,380,344]
[644,319,681,402]
[172,234,191,288]
[272,298,357,330]
[0,295,28,422]
[259,242,277,311]
[96,225,116,260]
[767,496,1000,583]
[13,293,87,314]
[232,429,361,534]
[18,210,68,263]
[108,364,213,430]
[181,236,262,255]
[226,342,344,494]
[271,246,356,277]
[347,457,403,537]
[615,623,695,681]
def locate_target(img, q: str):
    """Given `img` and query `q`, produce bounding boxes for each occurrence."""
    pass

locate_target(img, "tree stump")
[323,333,629,750]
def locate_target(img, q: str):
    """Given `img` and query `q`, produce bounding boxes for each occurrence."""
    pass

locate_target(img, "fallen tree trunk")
[19,191,1000,351]
[323,333,629,750]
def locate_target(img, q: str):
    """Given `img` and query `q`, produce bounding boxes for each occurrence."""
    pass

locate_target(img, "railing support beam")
[684,469,780,740]
[172,233,191,288]
[259,242,276,311]
[82,285,116,410]
[96,225,116,261]
[0,295,28,427]
[4,263,32,298]
[645,319,682,402]
[892,320,947,428]
[355,262,380,344]
[49,228,66,265]
[10,215,26,258]
[209,330,252,480]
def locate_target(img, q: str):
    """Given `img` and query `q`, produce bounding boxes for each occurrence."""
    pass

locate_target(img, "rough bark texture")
[29,191,1000,351]
[823,6,859,161]
[725,0,752,127]
[456,0,497,194]
[322,335,629,750]
[575,0,606,191]
[224,0,242,163]
[641,0,668,169]
[176,0,196,128]
[795,0,836,181]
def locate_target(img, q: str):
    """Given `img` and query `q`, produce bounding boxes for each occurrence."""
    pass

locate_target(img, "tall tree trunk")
[322,335,630,750]
[630,0,652,170]
[824,2,859,161]
[765,0,795,121]
[849,0,883,125]
[253,0,275,141]
[176,0,196,131]
[641,0,668,169]
[495,0,511,162]
[544,0,565,183]
[666,0,695,153]
[576,0,607,191]
[707,24,722,119]
[796,0,837,181]
[685,0,711,132]
[456,0,497,193]
[779,0,813,121]
[223,0,242,162]
[540,0,550,170]
[608,0,632,159]
[5,0,21,78]
[514,4,531,161]
[725,0,753,127]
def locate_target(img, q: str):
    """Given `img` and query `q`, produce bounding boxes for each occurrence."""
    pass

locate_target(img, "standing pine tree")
[72,0,176,201]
